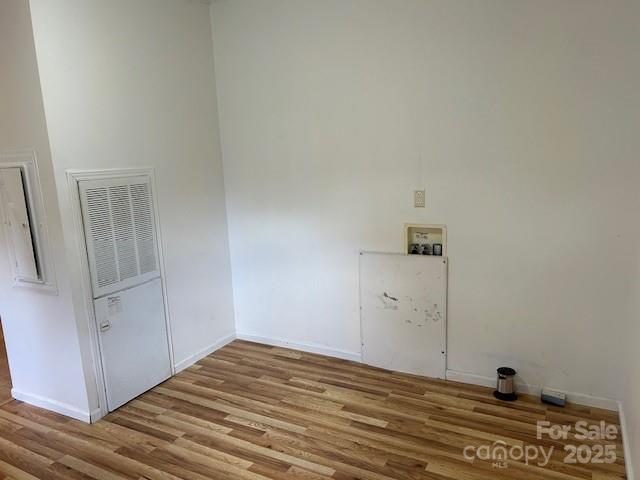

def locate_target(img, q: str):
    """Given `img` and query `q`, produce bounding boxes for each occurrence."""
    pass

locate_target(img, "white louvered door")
[79,175,171,412]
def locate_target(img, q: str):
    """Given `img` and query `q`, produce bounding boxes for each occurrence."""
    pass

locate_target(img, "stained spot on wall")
[424,303,441,323]
[378,292,399,310]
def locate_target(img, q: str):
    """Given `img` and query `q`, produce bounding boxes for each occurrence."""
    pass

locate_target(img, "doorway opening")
[0,317,13,406]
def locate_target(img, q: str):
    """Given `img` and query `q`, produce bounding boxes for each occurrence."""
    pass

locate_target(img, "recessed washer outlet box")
[404,224,446,256]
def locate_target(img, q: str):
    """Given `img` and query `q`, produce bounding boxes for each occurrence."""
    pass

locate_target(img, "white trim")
[618,400,635,480]
[445,369,620,411]
[445,370,496,389]
[174,332,236,373]
[66,167,175,421]
[66,170,108,421]
[236,332,362,362]
[11,388,91,423]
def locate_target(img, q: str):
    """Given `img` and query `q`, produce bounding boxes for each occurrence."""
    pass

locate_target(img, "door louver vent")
[85,187,118,288]
[130,183,157,274]
[109,185,138,281]
[80,176,159,298]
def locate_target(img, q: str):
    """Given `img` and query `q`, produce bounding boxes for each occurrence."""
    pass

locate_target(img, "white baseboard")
[445,369,620,411]
[11,388,92,423]
[445,370,496,389]
[174,332,236,373]
[236,332,362,362]
[618,400,635,480]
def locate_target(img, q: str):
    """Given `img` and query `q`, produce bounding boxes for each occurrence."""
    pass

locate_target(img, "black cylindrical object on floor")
[493,367,517,401]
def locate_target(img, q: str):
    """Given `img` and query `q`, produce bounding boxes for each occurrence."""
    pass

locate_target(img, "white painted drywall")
[622,255,640,477]
[211,0,640,403]
[0,0,91,419]
[29,0,235,411]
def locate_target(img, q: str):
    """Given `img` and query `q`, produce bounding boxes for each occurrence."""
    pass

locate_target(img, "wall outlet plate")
[414,190,426,208]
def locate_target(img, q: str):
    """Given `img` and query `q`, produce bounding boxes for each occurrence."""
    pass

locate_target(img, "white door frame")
[66,167,175,422]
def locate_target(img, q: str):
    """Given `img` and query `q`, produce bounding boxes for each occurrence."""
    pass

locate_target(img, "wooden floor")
[0,340,627,479]
[0,323,12,407]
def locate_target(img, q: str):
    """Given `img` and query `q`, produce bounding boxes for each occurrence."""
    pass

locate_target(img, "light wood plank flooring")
[0,340,627,479]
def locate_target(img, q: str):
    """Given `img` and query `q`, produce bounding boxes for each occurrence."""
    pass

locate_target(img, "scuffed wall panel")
[360,252,447,378]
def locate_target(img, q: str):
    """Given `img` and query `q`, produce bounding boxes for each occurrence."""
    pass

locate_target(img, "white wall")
[0,0,91,419]
[211,0,640,404]
[29,0,235,411]
[622,255,640,477]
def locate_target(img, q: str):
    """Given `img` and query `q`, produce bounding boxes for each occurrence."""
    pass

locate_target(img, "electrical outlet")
[414,190,426,208]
